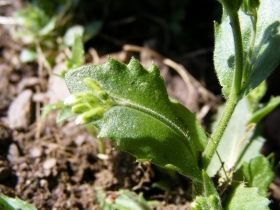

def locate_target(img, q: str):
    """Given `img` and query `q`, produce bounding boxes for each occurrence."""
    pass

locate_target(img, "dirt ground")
[1,1,280,210]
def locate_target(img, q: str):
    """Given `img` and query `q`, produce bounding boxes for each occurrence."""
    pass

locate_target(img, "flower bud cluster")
[64,78,114,124]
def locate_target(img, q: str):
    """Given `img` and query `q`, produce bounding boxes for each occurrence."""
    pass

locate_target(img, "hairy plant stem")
[201,96,238,169]
[201,10,243,169]
[230,11,244,95]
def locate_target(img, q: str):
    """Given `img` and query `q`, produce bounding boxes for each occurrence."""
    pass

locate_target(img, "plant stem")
[201,10,243,169]
[230,11,244,96]
[98,138,105,154]
[201,96,238,169]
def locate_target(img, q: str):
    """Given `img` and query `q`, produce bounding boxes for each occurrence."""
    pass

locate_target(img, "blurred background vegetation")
[17,0,222,93]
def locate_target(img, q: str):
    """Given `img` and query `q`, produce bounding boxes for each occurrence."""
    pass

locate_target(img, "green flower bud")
[82,78,114,105]
[190,202,200,210]
[191,197,208,210]
[83,92,101,107]
[83,77,102,92]
[64,95,82,106]
[71,104,91,114]
[75,107,105,124]
[65,78,116,125]
[96,90,108,101]
[208,195,221,210]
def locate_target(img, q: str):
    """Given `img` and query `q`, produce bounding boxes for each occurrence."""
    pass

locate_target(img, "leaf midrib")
[115,99,196,158]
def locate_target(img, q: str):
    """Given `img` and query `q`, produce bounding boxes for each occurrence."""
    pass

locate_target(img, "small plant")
[59,0,280,209]
[6,0,101,68]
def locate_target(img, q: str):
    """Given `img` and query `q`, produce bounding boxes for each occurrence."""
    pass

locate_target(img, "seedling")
[61,0,280,208]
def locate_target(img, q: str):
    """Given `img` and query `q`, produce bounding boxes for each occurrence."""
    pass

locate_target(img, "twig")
[89,48,100,64]
[35,86,42,139]
[35,42,52,76]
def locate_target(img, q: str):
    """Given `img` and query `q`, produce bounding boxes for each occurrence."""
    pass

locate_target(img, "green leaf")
[233,156,274,197]
[97,106,202,180]
[65,57,207,182]
[207,97,268,177]
[112,190,151,210]
[246,81,266,112]
[38,17,56,36]
[207,91,276,178]
[224,185,270,210]
[66,34,84,70]
[0,194,37,210]
[214,0,280,99]
[243,1,280,97]
[202,171,220,199]
[235,126,265,170]
[14,6,50,32]
[214,10,251,98]
[247,96,280,124]
[41,101,65,119]
[95,188,152,210]
[56,105,77,123]
[191,196,209,210]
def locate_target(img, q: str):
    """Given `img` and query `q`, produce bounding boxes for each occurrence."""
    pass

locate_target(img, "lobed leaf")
[65,57,207,181]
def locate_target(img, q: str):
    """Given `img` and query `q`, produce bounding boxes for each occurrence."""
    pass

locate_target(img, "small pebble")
[29,147,42,158]
[43,158,57,170]
[7,89,32,129]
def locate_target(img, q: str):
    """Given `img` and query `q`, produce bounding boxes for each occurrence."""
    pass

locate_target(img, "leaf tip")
[128,57,146,75]
[147,62,158,73]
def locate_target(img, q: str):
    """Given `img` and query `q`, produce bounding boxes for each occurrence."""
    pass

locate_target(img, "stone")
[7,89,32,129]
